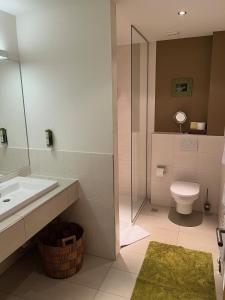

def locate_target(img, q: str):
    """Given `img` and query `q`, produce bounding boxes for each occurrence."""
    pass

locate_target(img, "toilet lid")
[170,181,200,197]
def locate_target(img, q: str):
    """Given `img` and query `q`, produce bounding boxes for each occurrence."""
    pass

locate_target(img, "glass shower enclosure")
[131,25,149,222]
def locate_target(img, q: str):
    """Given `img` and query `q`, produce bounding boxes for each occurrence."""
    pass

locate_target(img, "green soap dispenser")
[0,128,8,144]
[45,129,53,147]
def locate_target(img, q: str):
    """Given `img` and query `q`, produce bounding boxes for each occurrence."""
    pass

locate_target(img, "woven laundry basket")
[38,222,84,279]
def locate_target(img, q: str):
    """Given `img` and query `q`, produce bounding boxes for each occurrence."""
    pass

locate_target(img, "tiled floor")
[0,203,223,300]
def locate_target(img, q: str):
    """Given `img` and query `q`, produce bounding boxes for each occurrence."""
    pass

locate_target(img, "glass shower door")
[131,26,149,222]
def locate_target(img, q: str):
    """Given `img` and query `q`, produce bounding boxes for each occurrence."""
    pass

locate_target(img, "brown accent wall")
[207,31,225,136]
[155,36,212,133]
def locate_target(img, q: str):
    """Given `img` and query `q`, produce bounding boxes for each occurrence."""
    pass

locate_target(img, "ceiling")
[0,0,66,16]
[116,0,225,44]
[0,0,224,44]
[0,0,37,15]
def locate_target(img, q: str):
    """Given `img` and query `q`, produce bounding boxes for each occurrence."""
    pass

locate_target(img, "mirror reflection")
[0,59,29,178]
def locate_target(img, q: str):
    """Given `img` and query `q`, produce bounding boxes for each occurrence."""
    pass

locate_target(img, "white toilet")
[170,181,200,215]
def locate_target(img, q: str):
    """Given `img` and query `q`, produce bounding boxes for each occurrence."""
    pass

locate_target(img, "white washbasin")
[0,177,58,222]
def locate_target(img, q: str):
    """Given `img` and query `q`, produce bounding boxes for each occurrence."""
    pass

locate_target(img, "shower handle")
[216,228,225,247]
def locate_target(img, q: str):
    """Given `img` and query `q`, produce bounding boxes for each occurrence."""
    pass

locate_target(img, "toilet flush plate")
[180,137,198,152]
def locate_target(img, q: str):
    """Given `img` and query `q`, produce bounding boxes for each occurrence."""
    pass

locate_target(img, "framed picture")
[171,78,193,97]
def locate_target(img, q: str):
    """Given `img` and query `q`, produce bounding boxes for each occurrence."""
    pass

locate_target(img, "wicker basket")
[38,222,84,279]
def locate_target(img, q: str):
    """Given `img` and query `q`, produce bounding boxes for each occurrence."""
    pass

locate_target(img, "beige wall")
[155,36,212,133]
[155,32,225,136]
[151,133,224,214]
[208,31,225,136]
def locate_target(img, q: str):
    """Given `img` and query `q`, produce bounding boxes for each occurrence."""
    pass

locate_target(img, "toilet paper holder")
[156,166,166,177]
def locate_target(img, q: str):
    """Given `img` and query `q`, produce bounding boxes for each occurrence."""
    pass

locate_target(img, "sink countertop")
[0,177,79,234]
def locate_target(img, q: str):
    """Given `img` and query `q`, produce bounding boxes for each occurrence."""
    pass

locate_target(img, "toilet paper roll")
[156,166,165,177]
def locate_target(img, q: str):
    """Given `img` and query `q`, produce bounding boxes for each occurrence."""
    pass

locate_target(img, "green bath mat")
[131,241,216,300]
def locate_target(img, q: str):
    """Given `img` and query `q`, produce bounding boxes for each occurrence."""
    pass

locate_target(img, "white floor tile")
[179,213,218,235]
[178,229,218,254]
[136,204,180,231]
[214,272,223,300]
[94,291,129,300]
[0,251,40,294]
[67,255,112,289]
[179,224,217,238]
[122,236,152,255]
[125,226,179,255]
[99,269,136,299]
[112,248,144,274]
[150,226,179,245]
[12,272,97,300]
[0,202,220,300]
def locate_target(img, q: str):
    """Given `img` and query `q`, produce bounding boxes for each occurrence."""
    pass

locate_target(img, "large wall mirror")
[0,58,29,178]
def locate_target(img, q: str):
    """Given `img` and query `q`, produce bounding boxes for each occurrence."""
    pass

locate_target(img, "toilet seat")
[170,181,200,198]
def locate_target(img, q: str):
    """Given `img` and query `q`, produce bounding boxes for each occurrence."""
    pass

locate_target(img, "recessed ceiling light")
[178,11,187,16]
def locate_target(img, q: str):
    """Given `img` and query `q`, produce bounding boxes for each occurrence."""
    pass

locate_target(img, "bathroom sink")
[0,177,58,222]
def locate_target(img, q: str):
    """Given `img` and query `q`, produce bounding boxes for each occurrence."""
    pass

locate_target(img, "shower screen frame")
[130,25,149,223]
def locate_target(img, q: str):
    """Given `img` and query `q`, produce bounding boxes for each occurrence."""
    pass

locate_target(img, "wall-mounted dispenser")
[45,129,53,147]
[156,166,166,177]
[0,50,8,61]
[0,128,8,144]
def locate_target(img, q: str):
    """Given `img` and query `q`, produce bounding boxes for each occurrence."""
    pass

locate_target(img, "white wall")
[151,133,224,214]
[17,1,113,153]
[16,0,117,259]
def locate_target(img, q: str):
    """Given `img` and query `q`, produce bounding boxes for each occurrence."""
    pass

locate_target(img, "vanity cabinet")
[0,180,79,263]
[0,220,25,263]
